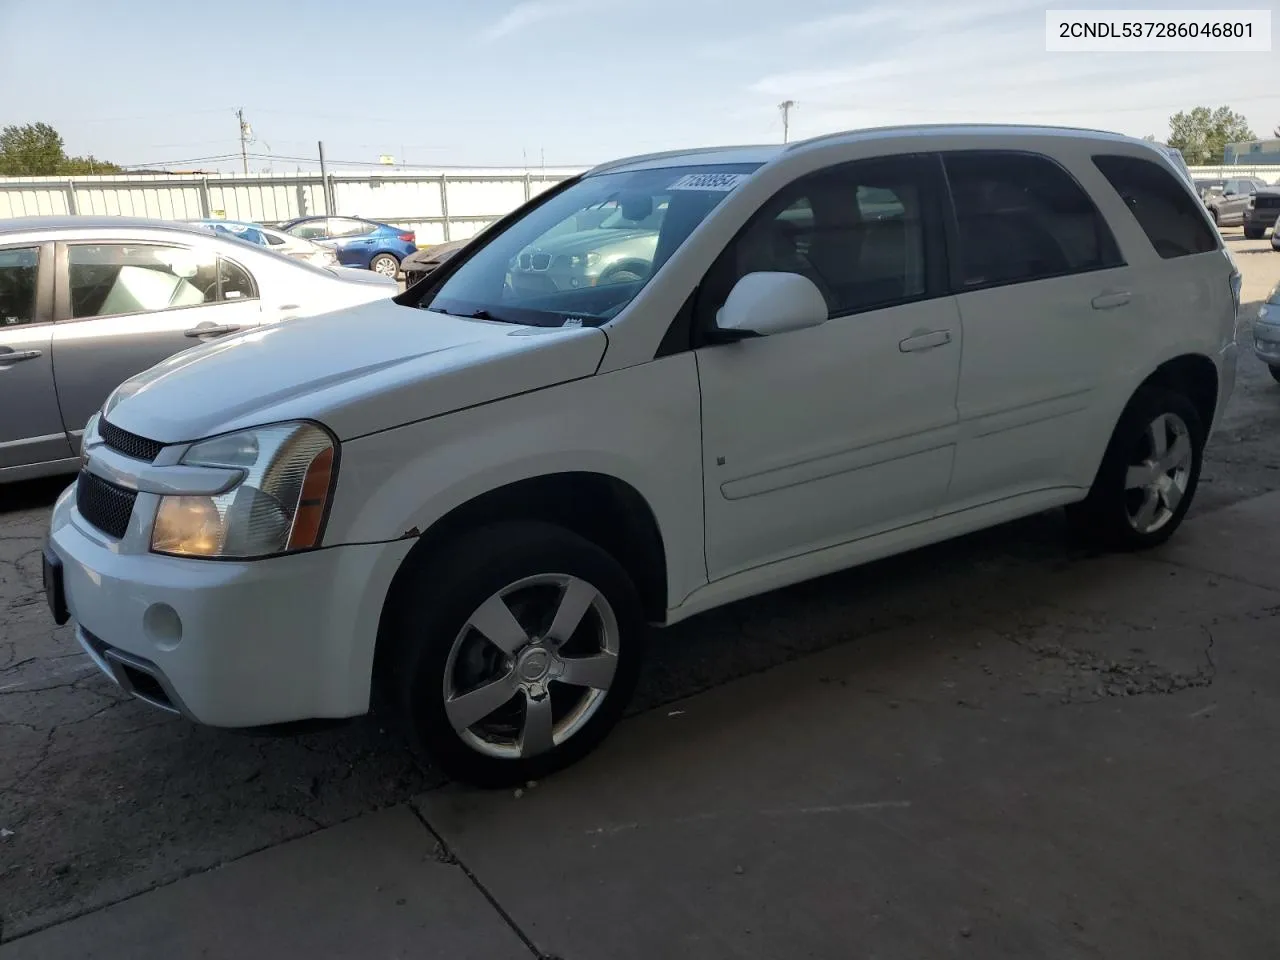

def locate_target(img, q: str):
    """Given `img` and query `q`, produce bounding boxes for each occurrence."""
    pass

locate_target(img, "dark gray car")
[1206,177,1268,227]
[0,217,397,482]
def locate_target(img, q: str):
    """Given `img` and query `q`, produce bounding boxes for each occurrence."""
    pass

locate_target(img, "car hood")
[102,299,607,444]
[404,239,470,267]
[526,228,657,257]
[328,265,398,286]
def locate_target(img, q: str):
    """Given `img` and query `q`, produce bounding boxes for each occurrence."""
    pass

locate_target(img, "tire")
[1269,365,1280,385]
[1210,206,1220,226]
[370,253,400,277]
[1244,226,1264,240]
[377,521,646,787]
[1065,385,1205,551]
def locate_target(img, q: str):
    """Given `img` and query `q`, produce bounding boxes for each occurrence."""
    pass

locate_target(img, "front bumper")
[1243,208,1279,232]
[1254,317,1280,366]
[47,480,412,727]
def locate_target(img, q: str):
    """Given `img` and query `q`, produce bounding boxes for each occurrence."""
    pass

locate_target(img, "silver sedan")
[0,216,398,482]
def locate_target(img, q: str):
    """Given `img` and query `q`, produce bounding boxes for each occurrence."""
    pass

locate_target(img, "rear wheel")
[1066,385,1205,551]
[370,253,400,277]
[378,521,645,787]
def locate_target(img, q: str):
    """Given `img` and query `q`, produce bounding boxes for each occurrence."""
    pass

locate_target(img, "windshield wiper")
[425,305,518,324]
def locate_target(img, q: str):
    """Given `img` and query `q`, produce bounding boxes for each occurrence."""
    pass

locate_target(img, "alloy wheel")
[442,574,620,760]
[1124,412,1193,534]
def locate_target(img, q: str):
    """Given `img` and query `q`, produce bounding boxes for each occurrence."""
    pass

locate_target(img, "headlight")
[569,252,602,269]
[1247,197,1256,209]
[151,421,337,559]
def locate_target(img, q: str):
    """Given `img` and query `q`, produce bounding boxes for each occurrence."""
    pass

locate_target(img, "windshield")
[418,163,761,327]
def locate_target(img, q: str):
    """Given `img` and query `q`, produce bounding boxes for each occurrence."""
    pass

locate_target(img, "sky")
[1,0,1277,172]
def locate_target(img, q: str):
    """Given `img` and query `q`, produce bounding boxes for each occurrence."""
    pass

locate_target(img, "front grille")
[530,253,552,270]
[76,470,137,540]
[99,419,164,463]
[1255,196,1280,210]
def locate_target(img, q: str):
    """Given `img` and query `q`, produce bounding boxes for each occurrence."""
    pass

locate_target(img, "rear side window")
[1092,154,1219,259]
[944,151,1122,288]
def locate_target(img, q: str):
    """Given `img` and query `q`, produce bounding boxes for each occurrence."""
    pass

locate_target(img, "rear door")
[50,241,264,437]
[326,218,379,267]
[941,149,1131,510]
[0,242,72,470]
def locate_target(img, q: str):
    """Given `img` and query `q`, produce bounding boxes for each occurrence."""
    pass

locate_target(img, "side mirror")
[713,272,828,341]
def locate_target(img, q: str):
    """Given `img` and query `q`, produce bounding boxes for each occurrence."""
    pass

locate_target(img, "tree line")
[0,122,121,176]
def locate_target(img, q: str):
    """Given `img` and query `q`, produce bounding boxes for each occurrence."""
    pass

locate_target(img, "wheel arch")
[373,470,670,681]
[1139,352,1219,431]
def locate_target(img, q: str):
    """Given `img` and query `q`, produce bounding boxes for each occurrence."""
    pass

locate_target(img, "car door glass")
[217,257,258,301]
[707,162,928,317]
[0,247,40,326]
[328,218,374,238]
[288,220,330,240]
[67,244,218,319]
[1092,154,1219,259]
[943,151,1122,287]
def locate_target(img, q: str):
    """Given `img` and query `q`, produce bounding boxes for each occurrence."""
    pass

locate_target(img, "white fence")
[1188,164,1280,180]
[0,168,586,246]
[0,163,1276,248]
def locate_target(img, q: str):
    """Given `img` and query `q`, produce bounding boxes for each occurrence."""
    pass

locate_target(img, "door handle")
[898,329,952,353]
[184,323,242,338]
[0,348,42,363]
[1091,290,1131,310]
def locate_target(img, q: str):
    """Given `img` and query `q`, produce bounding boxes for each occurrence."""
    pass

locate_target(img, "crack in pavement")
[1003,624,1217,704]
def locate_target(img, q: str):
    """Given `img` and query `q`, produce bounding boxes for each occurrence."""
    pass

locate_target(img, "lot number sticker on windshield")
[667,172,749,192]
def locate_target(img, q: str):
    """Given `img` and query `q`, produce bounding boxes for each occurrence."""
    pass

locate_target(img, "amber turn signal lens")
[287,446,334,551]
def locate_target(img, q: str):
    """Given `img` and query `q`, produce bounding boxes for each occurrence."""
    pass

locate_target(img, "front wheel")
[370,253,400,277]
[378,521,645,787]
[1244,226,1264,240]
[1269,365,1280,385]
[1066,386,1205,551]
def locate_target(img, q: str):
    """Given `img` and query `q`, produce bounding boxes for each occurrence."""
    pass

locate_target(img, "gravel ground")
[2,234,1278,942]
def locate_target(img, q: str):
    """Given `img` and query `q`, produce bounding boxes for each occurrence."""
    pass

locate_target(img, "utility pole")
[318,141,332,214]
[236,108,250,174]
[778,100,797,144]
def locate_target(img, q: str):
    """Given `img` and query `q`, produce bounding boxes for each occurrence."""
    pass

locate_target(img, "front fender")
[324,353,707,610]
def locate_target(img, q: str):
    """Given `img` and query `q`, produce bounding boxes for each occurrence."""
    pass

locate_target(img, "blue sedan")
[277,216,418,277]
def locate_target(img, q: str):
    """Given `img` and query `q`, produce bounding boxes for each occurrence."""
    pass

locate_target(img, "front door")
[696,154,961,579]
[0,242,72,470]
[51,241,264,437]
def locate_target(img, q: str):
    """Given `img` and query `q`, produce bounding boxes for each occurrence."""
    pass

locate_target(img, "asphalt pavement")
[1,235,1278,955]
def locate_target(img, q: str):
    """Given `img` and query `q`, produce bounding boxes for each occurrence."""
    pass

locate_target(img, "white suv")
[44,126,1239,786]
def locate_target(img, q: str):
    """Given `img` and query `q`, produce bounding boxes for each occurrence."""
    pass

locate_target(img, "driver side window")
[698,157,931,324]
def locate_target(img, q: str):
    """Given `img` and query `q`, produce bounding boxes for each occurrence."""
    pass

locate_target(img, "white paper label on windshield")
[667,172,749,192]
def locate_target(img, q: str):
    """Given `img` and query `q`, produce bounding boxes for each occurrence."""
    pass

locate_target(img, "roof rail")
[785,122,1130,152]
